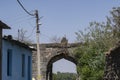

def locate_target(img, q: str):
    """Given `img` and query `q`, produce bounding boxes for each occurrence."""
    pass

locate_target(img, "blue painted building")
[2,35,33,80]
[0,21,11,80]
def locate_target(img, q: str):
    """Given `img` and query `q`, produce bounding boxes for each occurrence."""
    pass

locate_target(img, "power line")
[41,33,51,40]
[17,1,42,79]
[17,0,35,16]
[10,16,34,26]
[26,26,36,38]
[1,13,30,22]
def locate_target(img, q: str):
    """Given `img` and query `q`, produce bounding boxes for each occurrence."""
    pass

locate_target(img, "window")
[28,56,31,80]
[7,49,12,76]
[22,54,25,77]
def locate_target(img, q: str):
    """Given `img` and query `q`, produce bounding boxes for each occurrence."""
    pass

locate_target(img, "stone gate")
[32,37,81,80]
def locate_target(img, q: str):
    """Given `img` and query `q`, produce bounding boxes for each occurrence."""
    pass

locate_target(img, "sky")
[53,59,76,73]
[0,0,120,73]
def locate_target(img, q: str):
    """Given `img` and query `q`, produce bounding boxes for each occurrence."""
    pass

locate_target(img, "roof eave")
[0,21,11,29]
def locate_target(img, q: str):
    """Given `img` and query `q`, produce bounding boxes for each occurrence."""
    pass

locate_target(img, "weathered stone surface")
[104,42,120,80]
[32,37,81,80]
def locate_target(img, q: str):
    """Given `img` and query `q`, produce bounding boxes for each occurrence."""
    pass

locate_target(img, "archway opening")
[53,58,77,73]
[46,53,77,80]
[53,58,77,80]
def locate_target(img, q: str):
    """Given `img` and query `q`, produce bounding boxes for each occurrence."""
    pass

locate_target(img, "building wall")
[0,28,2,80]
[2,40,32,80]
[0,29,2,50]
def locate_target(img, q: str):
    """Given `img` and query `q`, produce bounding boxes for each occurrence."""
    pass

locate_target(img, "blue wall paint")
[28,56,31,80]
[2,40,32,80]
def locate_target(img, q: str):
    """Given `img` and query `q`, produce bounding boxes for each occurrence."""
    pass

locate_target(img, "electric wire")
[17,0,35,16]
[1,13,35,27]
[9,17,35,28]
[26,26,36,38]
[16,0,46,43]
[40,33,51,40]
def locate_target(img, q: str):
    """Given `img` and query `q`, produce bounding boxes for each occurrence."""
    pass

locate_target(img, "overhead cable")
[17,0,35,16]
[26,26,36,38]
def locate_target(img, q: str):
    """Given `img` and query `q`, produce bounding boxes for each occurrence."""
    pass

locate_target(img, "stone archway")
[46,52,77,80]
[32,37,81,80]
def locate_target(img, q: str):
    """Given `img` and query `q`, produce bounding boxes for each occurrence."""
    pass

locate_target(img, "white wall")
[2,40,32,80]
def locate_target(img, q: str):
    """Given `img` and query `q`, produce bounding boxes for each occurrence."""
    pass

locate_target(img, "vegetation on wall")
[75,7,120,80]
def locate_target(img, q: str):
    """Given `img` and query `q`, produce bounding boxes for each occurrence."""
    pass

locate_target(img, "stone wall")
[104,42,120,80]
[32,42,81,80]
[32,38,120,80]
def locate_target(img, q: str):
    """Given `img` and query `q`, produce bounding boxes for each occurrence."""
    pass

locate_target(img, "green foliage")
[53,72,77,80]
[75,7,120,80]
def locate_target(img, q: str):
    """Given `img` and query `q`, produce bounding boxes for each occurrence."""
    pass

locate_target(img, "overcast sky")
[1,0,120,73]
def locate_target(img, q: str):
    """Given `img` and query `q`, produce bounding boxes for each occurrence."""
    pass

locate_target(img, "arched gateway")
[32,37,81,80]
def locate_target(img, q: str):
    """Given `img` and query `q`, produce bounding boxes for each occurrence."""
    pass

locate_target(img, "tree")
[16,28,33,44]
[53,72,77,80]
[75,7,120,80]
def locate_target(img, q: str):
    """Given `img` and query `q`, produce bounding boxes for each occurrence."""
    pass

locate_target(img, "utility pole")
[35,10,41,80]
[17,1,42,80]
